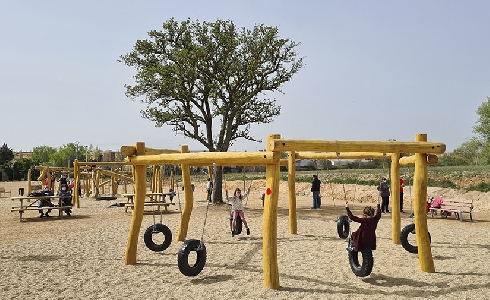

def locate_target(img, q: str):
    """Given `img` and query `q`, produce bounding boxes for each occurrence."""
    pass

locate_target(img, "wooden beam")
[295,152,389,160]
[271,139,446,154]
[120,145,180,157]
[125,151,275,166]
[399,154,438,166]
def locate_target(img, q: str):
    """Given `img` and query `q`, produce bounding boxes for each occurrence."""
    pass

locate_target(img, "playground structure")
[29,166,75,194]
[121,133,445,289]
[69,148,181,207]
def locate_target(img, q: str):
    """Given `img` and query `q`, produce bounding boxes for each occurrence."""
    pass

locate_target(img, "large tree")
[119,18,303,202]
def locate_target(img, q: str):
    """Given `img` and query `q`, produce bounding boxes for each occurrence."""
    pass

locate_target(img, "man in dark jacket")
[377,177,391,213]
[311,174,321,209]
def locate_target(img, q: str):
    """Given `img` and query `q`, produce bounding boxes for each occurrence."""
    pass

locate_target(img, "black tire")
[177,239,207,277]
[400,223,431,254]
[348,246,374,277]
[144,223,172,252]
[229,212,243,235]
[337,215,350,239]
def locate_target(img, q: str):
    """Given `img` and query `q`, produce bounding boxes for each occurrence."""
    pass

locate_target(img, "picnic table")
[121,192,175,213]
[10,195,73,221]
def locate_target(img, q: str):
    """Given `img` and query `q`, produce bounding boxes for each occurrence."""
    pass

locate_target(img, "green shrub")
[467,182,490,192]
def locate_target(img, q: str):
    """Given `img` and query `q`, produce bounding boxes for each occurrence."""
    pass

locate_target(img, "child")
[226,187,251,237]
[345,199,381,252]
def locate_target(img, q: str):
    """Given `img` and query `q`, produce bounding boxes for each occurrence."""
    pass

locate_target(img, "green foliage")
[31,146,57,165]
[0,143,14,166]
[119,18,303,152]
[11,159,35,181]
[473,96,490,142]
[467,182,490,192]
[427,177,457,189]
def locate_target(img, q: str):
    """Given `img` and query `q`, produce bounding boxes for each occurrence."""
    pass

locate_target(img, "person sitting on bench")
[37,186,54,218]
[57,184,72,216]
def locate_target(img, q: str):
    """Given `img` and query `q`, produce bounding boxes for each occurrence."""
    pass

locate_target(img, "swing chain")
[336,152,348,204]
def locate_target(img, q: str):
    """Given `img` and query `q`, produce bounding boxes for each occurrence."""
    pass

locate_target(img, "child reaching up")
[345,199,381,252]
[226,187,251,237]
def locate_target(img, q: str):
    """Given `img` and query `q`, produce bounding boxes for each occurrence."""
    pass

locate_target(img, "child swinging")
[226,187,251,237]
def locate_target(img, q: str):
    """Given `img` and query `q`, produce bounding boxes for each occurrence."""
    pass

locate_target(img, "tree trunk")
[212,166,224,203]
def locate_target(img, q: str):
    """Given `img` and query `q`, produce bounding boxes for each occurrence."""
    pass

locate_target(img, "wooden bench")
[10,195,73,221]
[0,187,12,198]
[430,199,473,222]
[124,202,175,212]
[11,206,73,219]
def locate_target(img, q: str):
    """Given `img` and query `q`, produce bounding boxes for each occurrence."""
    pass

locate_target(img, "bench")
[0,187,12,198]
[124,202,175,213]
[11,205,73,221]
[10,195,73,221]
[430,199,473,222]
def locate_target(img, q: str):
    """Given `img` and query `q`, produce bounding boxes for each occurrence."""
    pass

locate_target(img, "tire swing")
[144,201,172,252]
[176,180,210,277]
[400,168,431,254]
[229,210,243,235]
[337,215,349,239]
[346,154,387,277]
[400,222,432,254]
[348,244,374,277]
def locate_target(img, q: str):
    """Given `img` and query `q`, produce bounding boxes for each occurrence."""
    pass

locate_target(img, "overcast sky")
[1,1,489,154]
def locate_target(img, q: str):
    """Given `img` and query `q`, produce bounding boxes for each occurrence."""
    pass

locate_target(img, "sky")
[1,1,489,154]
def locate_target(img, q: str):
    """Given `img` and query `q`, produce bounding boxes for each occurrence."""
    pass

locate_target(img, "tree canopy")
[119,18,303,152]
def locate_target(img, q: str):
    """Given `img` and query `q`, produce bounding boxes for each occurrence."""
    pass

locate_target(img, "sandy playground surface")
[1,180,490,300]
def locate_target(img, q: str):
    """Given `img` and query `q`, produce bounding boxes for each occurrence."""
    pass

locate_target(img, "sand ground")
[0,180,489,299]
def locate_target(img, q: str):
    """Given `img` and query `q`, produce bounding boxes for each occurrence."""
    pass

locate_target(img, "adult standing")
[377,177,390,213]
[399,177,405,213]
[311,174,321,209]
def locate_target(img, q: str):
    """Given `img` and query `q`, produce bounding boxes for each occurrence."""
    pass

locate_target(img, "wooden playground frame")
[121,133,445,289]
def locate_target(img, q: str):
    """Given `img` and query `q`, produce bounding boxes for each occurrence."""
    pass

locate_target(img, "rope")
[406,167,415,219]
[351,159,362,203]
[175,173,209,250]
[377,153,387,203]
[337,152,348,209]
[175,180,186,238]
[326,158,338,218]
[199,196,211,249]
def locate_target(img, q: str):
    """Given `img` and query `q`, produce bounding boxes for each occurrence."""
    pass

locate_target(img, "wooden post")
[73,160,80,207]
[159,165,164,193]
[414,134,435,272]
[27,169,32,195]
[391,153,401,244]
[177,145,193,242]
[288,151,297,234]
[263,134,281,289]
[125,142,146,265]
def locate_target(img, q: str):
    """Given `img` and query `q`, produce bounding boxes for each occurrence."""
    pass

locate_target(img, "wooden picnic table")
[121,192,175,212]
[10,195,73,221]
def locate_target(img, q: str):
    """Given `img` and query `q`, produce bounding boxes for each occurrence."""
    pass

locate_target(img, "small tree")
[0,143,14,166]
[120,18,303,202]
[473,96,490,162]
[32,146,57,166]
[0,143,14,181]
